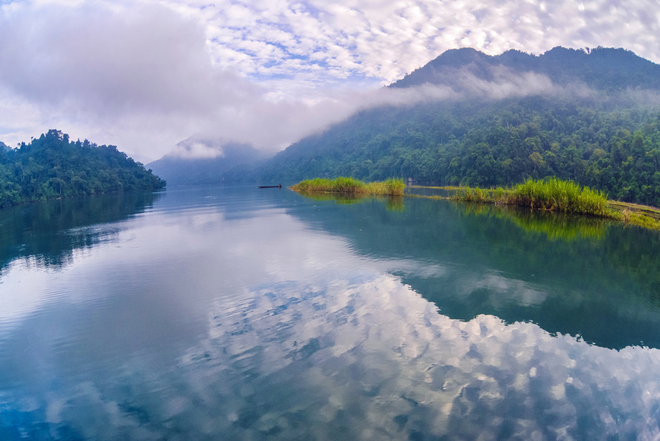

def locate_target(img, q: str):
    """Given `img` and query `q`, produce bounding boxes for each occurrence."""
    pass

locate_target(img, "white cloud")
[171,141,226,159]
[180,0,660,84]
[0,0,658,159]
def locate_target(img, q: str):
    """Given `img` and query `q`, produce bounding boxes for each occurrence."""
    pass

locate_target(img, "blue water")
[1,186,660,440]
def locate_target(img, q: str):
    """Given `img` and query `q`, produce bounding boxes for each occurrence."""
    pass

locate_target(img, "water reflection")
[287,194,660,349]
[458,203,611,241]
[2,186,660,439]
[0,191,162,274]
[188,275,660,440]
[294,191,367,205]
[3,273,659,439]
[294,191,406,212]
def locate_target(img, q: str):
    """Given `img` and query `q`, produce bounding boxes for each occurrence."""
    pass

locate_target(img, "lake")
[1,185,660,440]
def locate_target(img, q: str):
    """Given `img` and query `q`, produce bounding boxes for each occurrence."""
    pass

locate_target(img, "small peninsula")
[292,176,660,230]
[420,179,660,230]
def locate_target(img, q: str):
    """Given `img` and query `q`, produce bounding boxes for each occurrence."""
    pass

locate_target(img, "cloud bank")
[0,0,658,159]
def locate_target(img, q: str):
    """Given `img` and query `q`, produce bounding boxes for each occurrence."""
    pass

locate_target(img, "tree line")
[0,129,166,208]
[262,96,660,206]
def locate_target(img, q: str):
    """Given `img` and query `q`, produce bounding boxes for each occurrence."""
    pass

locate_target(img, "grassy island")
[291,177,405,196]
[293,177,660,230]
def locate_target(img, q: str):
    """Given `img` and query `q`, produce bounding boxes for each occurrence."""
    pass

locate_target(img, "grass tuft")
[508,178,609,216]
[291,177,405,196]
[453,178,611,217]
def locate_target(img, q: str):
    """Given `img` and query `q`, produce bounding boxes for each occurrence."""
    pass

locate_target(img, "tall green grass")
[510,178,608,216]
[291,177,405,196]
[453,178,610,217]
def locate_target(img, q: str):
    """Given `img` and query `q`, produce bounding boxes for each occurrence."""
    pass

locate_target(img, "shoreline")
[409,185,660,230]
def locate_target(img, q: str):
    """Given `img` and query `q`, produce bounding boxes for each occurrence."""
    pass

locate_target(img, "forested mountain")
[259,47,660,206]
[0,129,166,208]
[391,46,660,91]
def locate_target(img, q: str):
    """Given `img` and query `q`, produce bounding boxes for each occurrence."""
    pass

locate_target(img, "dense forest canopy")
[261,98,660,205]
[259,47,660,207]
[0,129,166,208]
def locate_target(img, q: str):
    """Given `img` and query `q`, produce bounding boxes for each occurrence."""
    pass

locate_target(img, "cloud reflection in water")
[2,189,660,440]
[4,270,659,440]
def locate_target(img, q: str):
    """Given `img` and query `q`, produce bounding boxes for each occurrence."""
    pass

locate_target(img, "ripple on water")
[2,186,660,440]
[2,273,658,439]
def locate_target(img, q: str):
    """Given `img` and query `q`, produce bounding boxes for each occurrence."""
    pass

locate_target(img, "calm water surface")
[1,186,660,440]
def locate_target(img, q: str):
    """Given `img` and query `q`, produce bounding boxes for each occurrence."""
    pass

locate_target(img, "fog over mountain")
[392,46,660,91]
[1,0,659,161]
[148,138,269,186]
[153,46,660,194]
[148,46,587,185]
[255,47,660,208]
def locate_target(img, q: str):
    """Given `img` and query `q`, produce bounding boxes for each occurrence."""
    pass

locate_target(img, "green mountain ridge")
[391,46,660,91]
[258,46,660,206]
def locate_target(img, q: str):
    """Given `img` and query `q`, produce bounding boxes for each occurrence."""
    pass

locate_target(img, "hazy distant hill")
[148,141,269,186]
[259,47,660,206]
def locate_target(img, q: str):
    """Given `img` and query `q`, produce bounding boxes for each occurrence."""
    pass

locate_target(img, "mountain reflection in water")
[292,194,660,350]
[1,186,660,440]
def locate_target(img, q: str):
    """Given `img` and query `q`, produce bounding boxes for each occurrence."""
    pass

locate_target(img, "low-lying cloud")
[159,68,568,159]
[0,1,657,161]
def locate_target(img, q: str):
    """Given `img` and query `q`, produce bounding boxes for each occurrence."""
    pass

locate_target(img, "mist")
[1,2,658,162]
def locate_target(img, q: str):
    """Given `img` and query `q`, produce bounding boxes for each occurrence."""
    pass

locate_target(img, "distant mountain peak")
[390,46,660,91]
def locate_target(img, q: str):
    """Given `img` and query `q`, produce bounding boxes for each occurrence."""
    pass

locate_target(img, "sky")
[0,0,659,162]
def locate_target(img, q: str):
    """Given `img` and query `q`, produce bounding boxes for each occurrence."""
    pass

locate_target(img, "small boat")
[258,184,282,189]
